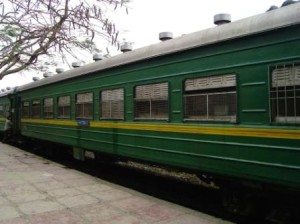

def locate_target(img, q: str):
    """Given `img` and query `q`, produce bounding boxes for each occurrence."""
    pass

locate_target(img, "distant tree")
[0,0,129,79]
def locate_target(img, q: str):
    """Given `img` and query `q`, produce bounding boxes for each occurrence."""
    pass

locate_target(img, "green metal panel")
[20,120,300,189]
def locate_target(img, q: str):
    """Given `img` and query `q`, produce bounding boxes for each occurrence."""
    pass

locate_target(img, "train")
[1,1,300,214]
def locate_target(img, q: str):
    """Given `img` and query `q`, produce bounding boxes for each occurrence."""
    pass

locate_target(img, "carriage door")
[9,94,21,135]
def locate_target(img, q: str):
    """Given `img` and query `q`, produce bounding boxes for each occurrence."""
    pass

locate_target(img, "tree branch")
[0,0,129,79]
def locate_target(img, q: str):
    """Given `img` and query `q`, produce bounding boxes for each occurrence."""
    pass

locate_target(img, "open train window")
[43,98,53,118]
[22,101,30,118]
[100,88,124,120]
[184,74,236,122]
[32,100,41,118]
[58,96,71,119]
[76,93,93,119]
[270,63,300,124]
[134,82,169,120]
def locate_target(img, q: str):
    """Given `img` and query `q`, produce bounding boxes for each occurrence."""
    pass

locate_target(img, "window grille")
[134,82,169,120]
[43,98,53,118]
[184,74,236,122]
[101,88,124,119]
[185,74,236,91]
[76,93,93,119]
[58,96,71,119]
[22,101,30,118]
[270,63,300,124]
[32,100,41,118]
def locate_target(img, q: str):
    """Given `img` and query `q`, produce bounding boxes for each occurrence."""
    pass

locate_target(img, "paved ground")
[0,143,232,224]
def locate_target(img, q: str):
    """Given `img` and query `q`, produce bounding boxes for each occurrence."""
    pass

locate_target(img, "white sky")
[116,0,284,48]
[0,0,286,90]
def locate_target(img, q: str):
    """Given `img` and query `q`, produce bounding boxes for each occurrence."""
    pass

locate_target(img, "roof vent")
[72,62,81,68]
[120,42,133,53]
[93,53,104,61]
[6,87,11,90]
[1,89,5,92]
[56,68,65,73]
[43,72,55,78]
[32,77,40,81]
[159,32,173,41]
[214,13,231,25]
[281,0,298,7]
[266,5,279,11]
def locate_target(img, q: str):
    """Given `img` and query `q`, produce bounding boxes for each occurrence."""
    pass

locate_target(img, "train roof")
[0,88,16,98]
[17,2,300,92]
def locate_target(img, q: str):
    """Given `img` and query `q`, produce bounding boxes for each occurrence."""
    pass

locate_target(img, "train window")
[134,82,169,120]
[100,88,124,120]
[32,100,41,118]
[43,98,53,118]
[4,105,10,117]
[0,105,3,117]
[184,74,236,122]
[58,96,71,119]
[270,63,300,124]
[76,93,93,119]
[0,105,8,117]
[22,101,30,118]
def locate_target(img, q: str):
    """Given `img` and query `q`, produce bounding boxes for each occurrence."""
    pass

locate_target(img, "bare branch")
[0,0,130,79]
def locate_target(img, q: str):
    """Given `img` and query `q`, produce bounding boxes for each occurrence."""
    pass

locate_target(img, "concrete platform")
[0,143,232,224]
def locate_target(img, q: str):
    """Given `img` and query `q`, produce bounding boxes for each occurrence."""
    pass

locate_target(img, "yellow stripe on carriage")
[21,119,300,140]
[90,122,300,140]
[21,118,77,126]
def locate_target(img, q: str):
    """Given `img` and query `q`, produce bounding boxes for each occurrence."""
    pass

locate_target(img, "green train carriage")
[0,92,11,131]
[9,3,300,195]
[0,89,20,137]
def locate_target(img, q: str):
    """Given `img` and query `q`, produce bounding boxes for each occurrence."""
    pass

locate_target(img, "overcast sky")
[115,0,285,48]
[0,0,287,90]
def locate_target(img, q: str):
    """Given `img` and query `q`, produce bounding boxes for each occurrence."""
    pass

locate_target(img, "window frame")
[22,101,30,118]
[0,105,4,118]
[134,82,169,121]
[270,62,300,125]
[57,95,71,119]
[100,88,124,120]
[183,74,237,123]
[31,100,41,118]
[4,104,10,117]
[43,97,54,119]
[75,92,93,120]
